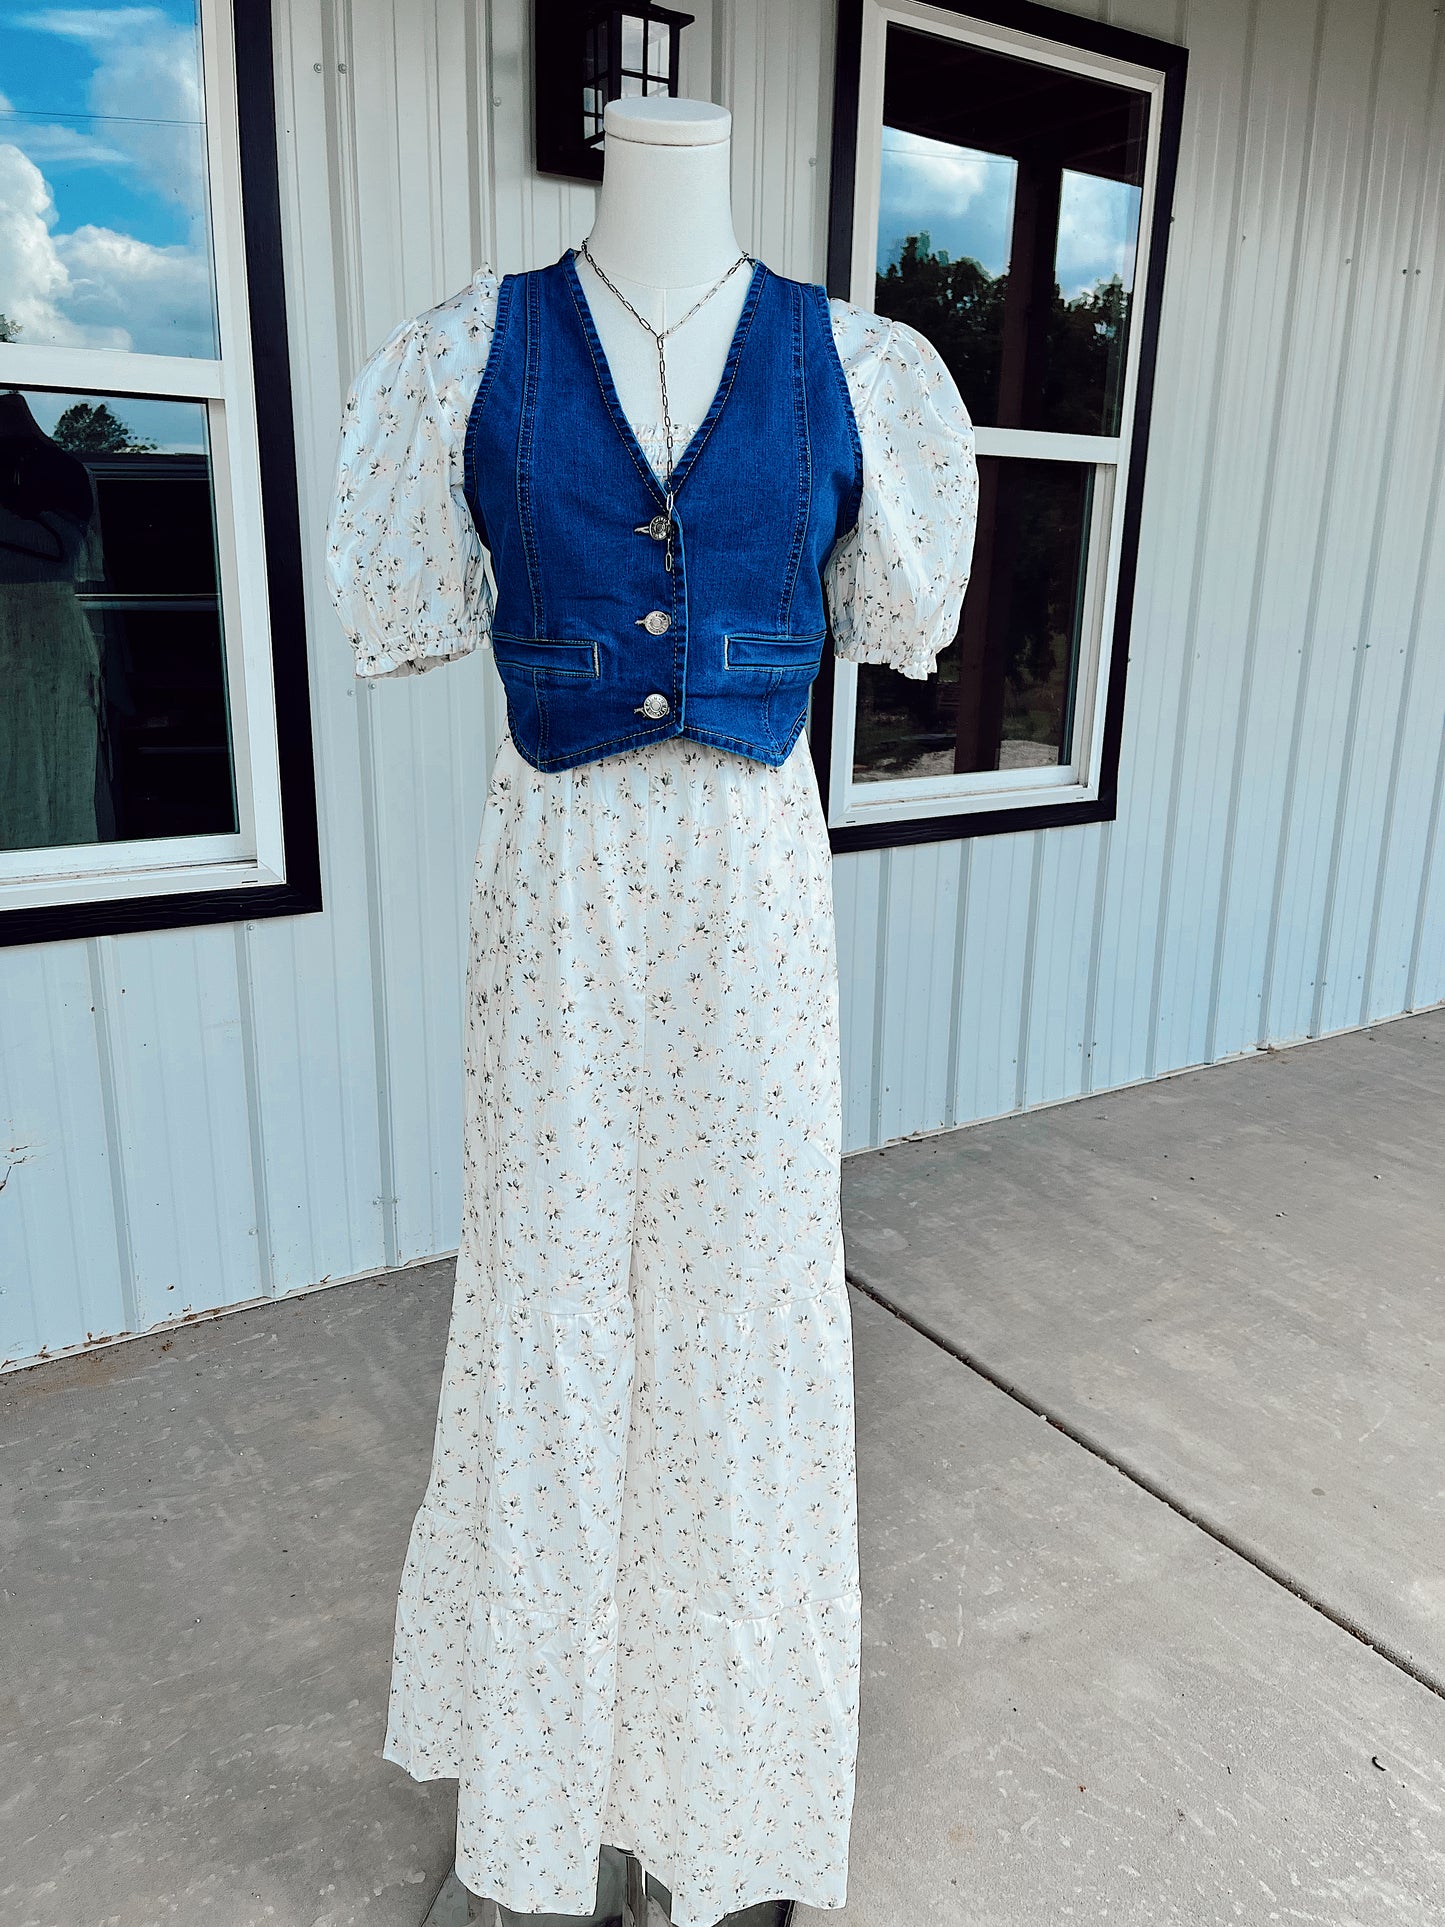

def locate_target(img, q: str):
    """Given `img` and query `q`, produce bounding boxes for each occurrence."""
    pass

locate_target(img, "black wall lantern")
[535,0,696,182]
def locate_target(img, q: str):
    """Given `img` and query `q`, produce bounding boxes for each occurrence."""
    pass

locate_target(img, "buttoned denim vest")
[462,248,864,773]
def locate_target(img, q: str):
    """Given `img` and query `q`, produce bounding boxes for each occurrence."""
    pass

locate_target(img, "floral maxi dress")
[325,262,978,1927]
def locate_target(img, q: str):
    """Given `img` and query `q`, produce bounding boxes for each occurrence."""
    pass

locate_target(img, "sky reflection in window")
[0,1,219,358]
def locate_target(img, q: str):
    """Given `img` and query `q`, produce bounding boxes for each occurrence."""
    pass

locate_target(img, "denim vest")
[463,249,863,773]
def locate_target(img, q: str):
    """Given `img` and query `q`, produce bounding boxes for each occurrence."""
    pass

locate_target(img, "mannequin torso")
[572,97,752,455]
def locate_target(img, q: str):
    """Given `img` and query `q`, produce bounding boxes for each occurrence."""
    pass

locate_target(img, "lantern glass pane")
[621,14,644,72]
[646,76,668,95]
[646,23,669,76]
[620,69,643,94]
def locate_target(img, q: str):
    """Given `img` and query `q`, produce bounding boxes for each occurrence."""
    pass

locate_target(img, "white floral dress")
[326,264,977,1927]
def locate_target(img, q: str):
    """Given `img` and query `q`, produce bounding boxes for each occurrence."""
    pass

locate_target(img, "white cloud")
[59,221,214,355]
[879,128,994,227]
[0,90,130,170]
[15,9,203,122]
[876,129,1013,277]
[0,141,124,346]
[1057,170,1140,300]
[0,140,212,355]
[51,6,207,226]
[0,11,215,356]
[5,9,208,238]
[873,126,1142,300]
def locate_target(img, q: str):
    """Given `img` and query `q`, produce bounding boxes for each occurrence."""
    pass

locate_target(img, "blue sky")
[878,128,1142,302]
[2,0,202,247]
[0,3,217,365]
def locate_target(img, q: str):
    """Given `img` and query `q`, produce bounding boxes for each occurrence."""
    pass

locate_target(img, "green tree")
[875,232,1129,434]
[49,402,156,454]
[875,231,1004,414]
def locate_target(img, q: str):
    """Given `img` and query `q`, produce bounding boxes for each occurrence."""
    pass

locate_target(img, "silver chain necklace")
[577,237,754,570]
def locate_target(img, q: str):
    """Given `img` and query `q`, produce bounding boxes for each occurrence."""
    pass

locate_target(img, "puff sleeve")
[824,302,979,681]
[325,270,500,678]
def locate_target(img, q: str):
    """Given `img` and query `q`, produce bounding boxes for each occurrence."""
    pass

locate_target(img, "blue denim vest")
[463,248,863,772]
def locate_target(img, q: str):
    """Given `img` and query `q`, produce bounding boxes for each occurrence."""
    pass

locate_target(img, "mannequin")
[477,94,794,1927]
[571,97,752,458]
[0,389,104,852]
[435,99,800,1927]
[332,77,978,1927]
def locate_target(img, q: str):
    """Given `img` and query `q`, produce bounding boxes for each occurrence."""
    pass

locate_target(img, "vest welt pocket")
[723,630,827,672]
[491,633,600,679]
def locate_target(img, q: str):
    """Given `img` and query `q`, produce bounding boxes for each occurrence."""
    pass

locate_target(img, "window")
[817,0,1187,849]
[0,0,319,945]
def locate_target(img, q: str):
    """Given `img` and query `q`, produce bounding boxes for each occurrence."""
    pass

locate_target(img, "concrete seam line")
[844,1266,1445,1708]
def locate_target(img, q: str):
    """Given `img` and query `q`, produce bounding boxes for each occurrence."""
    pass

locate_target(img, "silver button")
[634,514,670,541]
[636,693,670,720]
[636,609,671,635]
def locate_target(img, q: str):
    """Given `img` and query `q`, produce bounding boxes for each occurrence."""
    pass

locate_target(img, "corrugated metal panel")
[844,0,1445,1135]
[874,836,965,1142]
[2,0,1442,1366]
[0,946,126,1359]
[949,833,1038,1128]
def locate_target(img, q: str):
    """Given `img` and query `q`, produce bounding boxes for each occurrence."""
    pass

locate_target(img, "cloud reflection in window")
[0,2,219,358]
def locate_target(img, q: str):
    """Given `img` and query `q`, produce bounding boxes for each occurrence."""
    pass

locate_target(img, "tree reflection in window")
[852,24,1146,786]
[876,227,1131,439]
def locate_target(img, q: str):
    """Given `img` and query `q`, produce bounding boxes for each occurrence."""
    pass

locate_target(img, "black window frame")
[0,0,321,948]
[813,0,1189,853]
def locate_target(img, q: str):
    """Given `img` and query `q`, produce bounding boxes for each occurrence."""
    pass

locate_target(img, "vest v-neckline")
[560,246,768,506]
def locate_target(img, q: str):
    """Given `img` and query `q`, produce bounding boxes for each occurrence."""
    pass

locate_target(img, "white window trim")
[827,0,1169,833]
[0,0,286,909]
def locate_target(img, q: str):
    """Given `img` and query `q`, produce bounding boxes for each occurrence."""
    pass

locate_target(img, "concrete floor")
[2,1013,1442,1926]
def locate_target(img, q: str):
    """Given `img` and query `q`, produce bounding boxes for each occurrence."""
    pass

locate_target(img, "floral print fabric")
[387,727,858,1927]
[324,265,977,1927]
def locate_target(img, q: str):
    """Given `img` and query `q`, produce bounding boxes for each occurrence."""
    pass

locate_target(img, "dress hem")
[445,1832,851,1927]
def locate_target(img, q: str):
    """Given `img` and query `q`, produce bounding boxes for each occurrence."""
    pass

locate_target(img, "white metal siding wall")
[1,0,1442,1368]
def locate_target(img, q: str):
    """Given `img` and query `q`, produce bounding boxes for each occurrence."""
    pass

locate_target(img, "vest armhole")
[463,271,520,526]
[811,283,865,543]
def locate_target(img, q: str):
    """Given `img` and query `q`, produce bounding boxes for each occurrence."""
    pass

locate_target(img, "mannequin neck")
[585,123,744,291]
[571,98,752,436]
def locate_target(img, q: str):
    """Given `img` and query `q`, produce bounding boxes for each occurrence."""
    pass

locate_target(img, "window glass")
[852,457,1093,783]
[873,23,1145,435]
[583,19,607,143]
[0,388,236,852]
[0,1,219,358]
